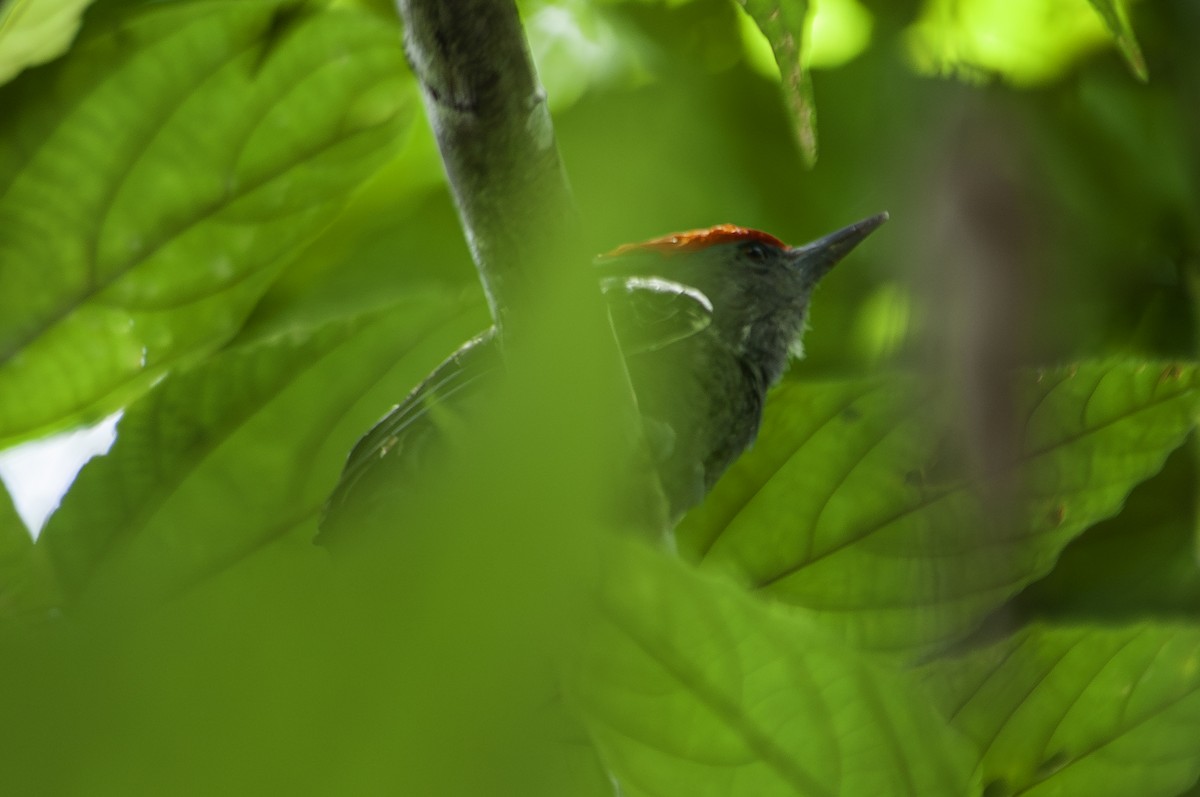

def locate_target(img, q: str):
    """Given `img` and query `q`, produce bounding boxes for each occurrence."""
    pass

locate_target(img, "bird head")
[599,213,888,381]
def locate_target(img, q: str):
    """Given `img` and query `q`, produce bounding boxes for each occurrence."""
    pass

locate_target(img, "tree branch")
[397,0,578,333]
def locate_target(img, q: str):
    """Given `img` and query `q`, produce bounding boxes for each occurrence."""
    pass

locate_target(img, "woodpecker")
[320,213,887,540]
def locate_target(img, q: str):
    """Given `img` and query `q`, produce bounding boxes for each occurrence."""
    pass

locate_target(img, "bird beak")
[790,212,889,279]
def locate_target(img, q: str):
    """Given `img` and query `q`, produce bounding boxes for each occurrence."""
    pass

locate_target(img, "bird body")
[320,214,887,539]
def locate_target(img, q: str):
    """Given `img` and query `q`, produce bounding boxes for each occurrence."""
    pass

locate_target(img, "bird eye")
[742,242,769,263]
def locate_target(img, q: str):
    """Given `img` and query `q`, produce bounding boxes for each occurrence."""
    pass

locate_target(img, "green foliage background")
[1,0,1199,795]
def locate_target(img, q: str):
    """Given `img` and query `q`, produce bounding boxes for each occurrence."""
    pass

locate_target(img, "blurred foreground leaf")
[1,393,604,795]
[37,289,485,611]
[919,623,1200,797]
[3,273,633,795]
[678,361,1200,656]
[569,538,981,796]
[0,0,413,444]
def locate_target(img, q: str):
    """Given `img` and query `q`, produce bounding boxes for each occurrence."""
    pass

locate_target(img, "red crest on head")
[602,224,787,259]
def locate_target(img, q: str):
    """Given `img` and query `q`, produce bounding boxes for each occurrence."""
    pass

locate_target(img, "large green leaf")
[678,361,1200,656]
[918,623,1200,797]
[570,538,980,796]
[0,0,414,444]
[37,289,486,610]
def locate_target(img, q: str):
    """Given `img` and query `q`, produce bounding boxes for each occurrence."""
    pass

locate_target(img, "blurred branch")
[396,0,579,333]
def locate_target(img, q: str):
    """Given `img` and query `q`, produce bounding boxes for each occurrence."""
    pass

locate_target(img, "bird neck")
[717,313,799,393]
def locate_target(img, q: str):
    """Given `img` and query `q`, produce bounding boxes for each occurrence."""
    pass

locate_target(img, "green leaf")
[0,1,414,444]
[677,361,1200,657]
[0,0,95,86]
[735,0,817,166]
[37,289,487,610]
[1085,0,1148,81]
[918,623,1200,797]
[569,538,981,796]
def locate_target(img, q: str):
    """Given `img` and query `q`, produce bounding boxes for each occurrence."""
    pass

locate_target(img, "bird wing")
[320,277,712,542]
[319,329,499,540]
[601,275,713,356]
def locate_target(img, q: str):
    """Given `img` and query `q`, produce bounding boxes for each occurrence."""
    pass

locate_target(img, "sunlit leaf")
[570,538,981,796]
[524,0,645,111]
[0,0,94,86]
[0,1,414,444]
[919,623,1200,797]
[678,361,1200,657]
[905,0,1124,85]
